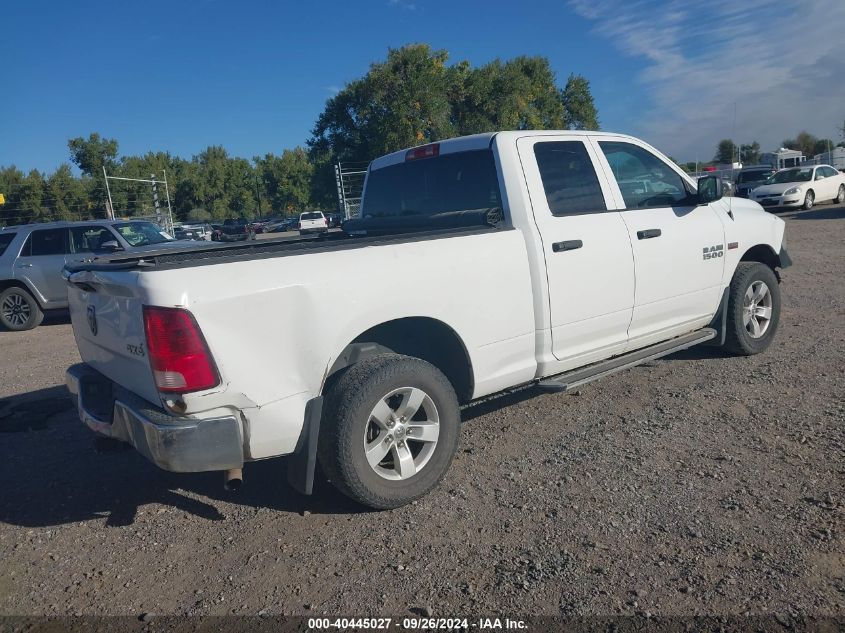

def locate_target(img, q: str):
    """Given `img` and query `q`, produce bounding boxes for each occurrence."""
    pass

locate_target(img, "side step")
[537,328,717,393]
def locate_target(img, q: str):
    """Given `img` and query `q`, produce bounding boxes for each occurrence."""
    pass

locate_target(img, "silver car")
[0,220,200,331]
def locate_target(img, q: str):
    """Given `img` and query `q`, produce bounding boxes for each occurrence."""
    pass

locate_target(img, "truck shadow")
[0,386,360,528]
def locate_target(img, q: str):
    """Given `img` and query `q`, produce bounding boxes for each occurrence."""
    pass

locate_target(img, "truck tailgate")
[67,270,161,406]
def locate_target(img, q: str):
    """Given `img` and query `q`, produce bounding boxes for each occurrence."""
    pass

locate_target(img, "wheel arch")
[739,244,782,271]
[325,317,475,403]
[0,279,46,308]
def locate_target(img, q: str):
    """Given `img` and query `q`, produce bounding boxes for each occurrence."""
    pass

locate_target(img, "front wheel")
[723,262,781,356]
[836,184,844,204]
[318,354,461,509]
[0,287,44,331]
[803,190,814,210]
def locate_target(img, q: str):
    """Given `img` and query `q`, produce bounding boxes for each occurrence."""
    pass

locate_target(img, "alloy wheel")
[1,293,31,328]
[743,281,773,339]
[363,386,440,481]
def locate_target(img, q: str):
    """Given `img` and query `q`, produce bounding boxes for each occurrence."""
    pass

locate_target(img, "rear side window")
[0,233,16,257]
[21,228,68,256]
[533,141,607,216]
[599,141,691,209]
[362,150,502,218]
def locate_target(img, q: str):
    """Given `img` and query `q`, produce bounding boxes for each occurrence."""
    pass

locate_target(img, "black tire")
[318,353,461,510]
[0,287,44,331]
[802,190,814,210]
[723,262,781,356]
[836,184,845,204]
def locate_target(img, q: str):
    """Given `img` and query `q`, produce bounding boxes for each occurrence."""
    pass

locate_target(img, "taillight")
[143,306,219,393]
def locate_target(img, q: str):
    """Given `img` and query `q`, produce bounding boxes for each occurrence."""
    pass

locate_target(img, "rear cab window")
[361,150,502,220]
[301,212,323,220]
[533,141,607,216]
[0,233,17,257]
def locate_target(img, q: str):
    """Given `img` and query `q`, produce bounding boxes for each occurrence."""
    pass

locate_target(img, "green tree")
[561,74,599,130]
[812,138,836,156]
[782,131,817,158]
[714,139,737,164]
[739,141,761,165]
[46,164,87,220]
[256,147,313,213]
[68,133,119,215]
[453,57,567,134]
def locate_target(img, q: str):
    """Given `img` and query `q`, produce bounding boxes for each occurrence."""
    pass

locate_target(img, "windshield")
[113,222,174,247]
[767,168,813,184]
[737,170,772,184]
[301,212,323,220]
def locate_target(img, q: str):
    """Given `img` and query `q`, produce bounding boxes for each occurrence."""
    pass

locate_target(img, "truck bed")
[65,211,504,273]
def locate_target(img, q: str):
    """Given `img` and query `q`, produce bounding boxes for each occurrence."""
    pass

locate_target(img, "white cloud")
[570,0,845,160]
[388,0,417,10]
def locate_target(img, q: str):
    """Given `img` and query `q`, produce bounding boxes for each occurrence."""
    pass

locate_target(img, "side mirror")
[697,175,723,204]
[100,240,123,252]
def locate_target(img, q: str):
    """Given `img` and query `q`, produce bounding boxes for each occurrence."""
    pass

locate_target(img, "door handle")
[15,263,32,268]
[552,239,583,252]
[637,228,662,240]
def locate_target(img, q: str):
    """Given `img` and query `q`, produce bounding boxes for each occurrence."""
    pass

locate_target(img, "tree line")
[0,44,600,226]
[707,129,845,169]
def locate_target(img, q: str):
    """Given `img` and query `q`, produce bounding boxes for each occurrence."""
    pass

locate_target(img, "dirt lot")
[0,205,842,622]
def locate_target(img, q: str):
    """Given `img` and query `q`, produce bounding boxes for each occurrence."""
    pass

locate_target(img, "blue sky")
[2,0,843,173]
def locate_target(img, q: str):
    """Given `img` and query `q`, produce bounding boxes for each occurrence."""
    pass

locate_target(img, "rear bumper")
[65,363,244,472]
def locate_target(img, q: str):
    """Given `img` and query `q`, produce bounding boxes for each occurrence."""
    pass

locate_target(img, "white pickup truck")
[65,131,791,509]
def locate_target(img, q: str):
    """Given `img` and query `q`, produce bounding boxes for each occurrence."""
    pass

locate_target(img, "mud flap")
[705,287,730,347]
[286,396,323,495]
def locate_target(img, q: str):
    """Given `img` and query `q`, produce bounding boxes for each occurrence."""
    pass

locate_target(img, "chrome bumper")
[66,363,244,472]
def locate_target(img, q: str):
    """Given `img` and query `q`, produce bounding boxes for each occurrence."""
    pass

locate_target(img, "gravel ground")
[0,205,842,622]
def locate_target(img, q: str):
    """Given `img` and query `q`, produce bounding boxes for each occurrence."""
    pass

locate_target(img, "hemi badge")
[728,242,739,250]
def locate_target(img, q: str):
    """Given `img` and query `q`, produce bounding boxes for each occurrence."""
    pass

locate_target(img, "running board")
[537,328,717,393]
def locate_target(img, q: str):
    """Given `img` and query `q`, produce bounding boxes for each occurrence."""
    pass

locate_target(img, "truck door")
[592,139,725,347]
[517,136,635,365]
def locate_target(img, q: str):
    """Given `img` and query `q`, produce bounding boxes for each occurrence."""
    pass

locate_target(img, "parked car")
[265,218,294,233]
[750,164,845,210]
[0,220,205,331]
[212,218,255,242]
[64,131,789,509]
[299,211,328,235]
[173,223,212,241]
[183,223,213,240]
[734,165,776,198]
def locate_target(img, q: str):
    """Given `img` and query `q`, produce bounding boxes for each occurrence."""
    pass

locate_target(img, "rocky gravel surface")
[0,205,842,623]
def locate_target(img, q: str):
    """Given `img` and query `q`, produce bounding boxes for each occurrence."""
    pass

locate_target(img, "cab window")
[533,141,607,216]
[69,226,114,253]
[599,141,691,209]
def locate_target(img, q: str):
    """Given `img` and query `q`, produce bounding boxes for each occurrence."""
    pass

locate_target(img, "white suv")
[299,211,328,235]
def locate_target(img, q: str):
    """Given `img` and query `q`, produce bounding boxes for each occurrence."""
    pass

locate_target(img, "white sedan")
[750,164,845,210]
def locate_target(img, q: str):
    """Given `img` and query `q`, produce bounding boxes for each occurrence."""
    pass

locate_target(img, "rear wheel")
[318,354,461,509]
[836,184,845,204]
[723,262,781,356]
[803,190,815,210]
[0,287,44,331]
